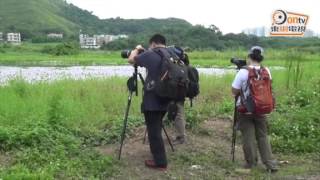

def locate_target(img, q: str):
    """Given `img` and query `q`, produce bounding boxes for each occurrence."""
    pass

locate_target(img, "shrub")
[0,47,5,53]
[32,36,63,43]
[270,83,320,153]
[41,43,79,56]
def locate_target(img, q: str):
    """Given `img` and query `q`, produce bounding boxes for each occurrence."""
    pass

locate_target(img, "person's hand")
[128,45,144,64]
[130,45,144,56]
[135,45,144,51]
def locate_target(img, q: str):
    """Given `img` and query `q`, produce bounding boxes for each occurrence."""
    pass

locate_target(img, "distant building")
[0,32,3,41]
[94,34,128,45]
[243,27,268,37]
[79,34,100,49]
[7,33,21,44]
[47,33,63,39]
[304,29,316,37]
[80,34,128,49]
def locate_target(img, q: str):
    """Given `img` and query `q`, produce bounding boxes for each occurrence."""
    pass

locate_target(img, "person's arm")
[128,45,144,64]
[128,49,140,64]
[231,69,246,97]
[232,88,240,96]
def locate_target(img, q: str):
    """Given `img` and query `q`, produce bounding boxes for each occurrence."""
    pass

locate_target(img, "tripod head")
[127,65,138,96]
[127,65,144,96]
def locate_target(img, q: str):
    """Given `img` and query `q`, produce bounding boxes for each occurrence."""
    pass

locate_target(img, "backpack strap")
[247,66,268,80]
[260,66,272,80]
[246,66,256,79]
[153,48,184,67]
[153,48,168,72]
[153,48,165,59]
[153,48,174,59]
[238,66,252,110]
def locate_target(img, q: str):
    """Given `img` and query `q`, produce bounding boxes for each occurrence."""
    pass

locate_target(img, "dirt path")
[97,118,320,180]
[97,118,241,179]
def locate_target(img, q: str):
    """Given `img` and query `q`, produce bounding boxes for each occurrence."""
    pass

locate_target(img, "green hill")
[0,0,193,39]
[0,0,247,50]
[0,0,78,38]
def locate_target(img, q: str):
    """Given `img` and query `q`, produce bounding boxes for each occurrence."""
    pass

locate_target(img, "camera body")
[231,58,247,69]
[121,49,145,59]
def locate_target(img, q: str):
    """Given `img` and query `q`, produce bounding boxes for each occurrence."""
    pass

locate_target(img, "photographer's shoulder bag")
[168,46,200,106]
[238,66,275,115]
[186,66,200,101]
[153,48,189,101]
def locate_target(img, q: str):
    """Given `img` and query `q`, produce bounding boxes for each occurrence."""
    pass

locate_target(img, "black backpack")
[166,46,200,100]
[153,48,189,101]
[186,66,200,99]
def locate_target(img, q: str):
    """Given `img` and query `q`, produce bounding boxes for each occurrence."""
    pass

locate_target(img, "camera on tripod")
[230,58,247,69]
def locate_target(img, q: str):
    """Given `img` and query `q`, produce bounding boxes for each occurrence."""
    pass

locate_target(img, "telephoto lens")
[121,50,131,59]
[121,49,145,58]
[230,58,247,69]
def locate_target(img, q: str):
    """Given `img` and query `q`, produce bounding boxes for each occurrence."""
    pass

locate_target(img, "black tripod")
[231,96,238,162]
[118,65,174,160]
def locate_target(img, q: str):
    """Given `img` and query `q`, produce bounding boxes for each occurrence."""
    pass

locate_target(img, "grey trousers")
[174,101,186,138]
[238,113,277,169]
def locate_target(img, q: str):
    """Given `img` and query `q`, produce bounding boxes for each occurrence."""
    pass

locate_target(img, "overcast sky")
[66,0,319,34]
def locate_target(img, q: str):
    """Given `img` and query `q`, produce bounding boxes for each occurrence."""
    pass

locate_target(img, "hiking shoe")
[266,160,279,173]
[267,167,279,173]
[173,136,185,145]
[144,160,167,171]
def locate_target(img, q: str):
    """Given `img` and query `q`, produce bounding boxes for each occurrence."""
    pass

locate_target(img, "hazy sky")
[66,0,319,34]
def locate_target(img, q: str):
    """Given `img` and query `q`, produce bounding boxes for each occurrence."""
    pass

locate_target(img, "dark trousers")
[238,113,277,169]
[144,111,167,166]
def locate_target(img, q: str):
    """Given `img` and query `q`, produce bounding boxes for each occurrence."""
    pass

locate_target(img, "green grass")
[168,148,319,179]
[0,43,124,66]
[0,78,144,178]
[1,43,320,67]
[2,75,228,178]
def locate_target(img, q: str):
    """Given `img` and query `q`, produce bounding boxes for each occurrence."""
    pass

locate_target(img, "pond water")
[0,65,283,85]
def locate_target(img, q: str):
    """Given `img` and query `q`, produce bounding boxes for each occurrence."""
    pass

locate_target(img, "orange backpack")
[238,67,275,114]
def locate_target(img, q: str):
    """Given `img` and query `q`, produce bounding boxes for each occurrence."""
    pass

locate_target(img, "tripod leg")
[162,125,175,152]
[231,96,238,162]
[138,73,145,85]
[118,91,133,160]
[142,127,147,144]
[231,134,236,162]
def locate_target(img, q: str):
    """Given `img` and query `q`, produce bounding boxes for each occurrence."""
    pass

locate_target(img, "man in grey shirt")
[128,34,169,171]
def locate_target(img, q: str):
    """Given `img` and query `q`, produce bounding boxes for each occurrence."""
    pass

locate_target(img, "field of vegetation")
[0,45,319,179]
[1,42,320,68]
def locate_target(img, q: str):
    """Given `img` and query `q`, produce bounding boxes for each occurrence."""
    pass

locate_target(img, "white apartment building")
[7,33,21,44]
[80,33,128,49]
[79,34,100,49]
